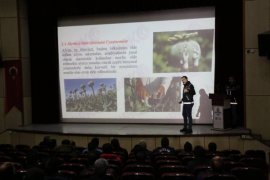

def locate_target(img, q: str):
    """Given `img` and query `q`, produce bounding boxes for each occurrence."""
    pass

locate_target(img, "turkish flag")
[4,60,23,114]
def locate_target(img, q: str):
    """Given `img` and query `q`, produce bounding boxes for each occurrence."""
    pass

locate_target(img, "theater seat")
[245,150,266,161]
[107,163,121,176]
[15,144,31,153]
[159,164,190,175]
[193,166,212,177]
[0,144,13,153]
[156,159,181,167]
[154,155,178,162]
[57,169,77,179]
[231,167,266,180]
[239,157,267,170]
[161,172,195,180]
[223,160,245,172]
[69,157,89,166]
[122,164,155,175]
[204,174,238,180]
[181,156,195,166]
[125,158,152,165]
[58,162,85,174]
[121,172,155,180]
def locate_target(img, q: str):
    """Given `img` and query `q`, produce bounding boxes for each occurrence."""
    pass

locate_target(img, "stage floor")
[9,123,251,137]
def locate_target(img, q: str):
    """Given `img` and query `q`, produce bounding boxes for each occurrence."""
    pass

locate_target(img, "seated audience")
[55,139,74,155]
[39,136,56,150]
[91,158,109,180]
[207,142,218,158]
[188,145,210,170]
[83,137,102,155]
[138,140,152,156]
[178,141,193,158]
[152,137,176,156]
[111,138,128,161]
[0,162,16,180]
[210,156,225,174]
[208,142,217,154]
[132,144,151,164]
[100,143,122,166]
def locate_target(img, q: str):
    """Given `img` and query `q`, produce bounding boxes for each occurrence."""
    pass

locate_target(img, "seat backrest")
[245,150,266,161]
[223,160,245,172]
[125,158,152,166]
[220,150,240,157]
[204,174,238,180]
[121,172,155,180]
[231,167,265,180]
[69,157,89,166]
[156,159,181,167]
[161,172,195,180]
[122,164,155,174]
[159,165,190,174]
[15,144,31,153]
[0,144,14,155]
[181,156,195,166]
[228,153,244,162]
[57,169,77,179]
[239,157,267,170]
[193,166,212,177]
[58,163,85,174]
[155,155,178,162]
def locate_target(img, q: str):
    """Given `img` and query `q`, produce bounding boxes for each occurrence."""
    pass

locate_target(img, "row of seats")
[0,139,268,180]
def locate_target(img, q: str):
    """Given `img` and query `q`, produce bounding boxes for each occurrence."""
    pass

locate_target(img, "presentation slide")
[58,8,215,123]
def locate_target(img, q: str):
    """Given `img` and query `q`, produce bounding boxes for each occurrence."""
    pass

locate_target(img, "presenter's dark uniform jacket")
[182,81,195,102]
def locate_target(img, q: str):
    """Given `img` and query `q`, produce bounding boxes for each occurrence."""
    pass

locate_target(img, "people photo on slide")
[125,77,181,112]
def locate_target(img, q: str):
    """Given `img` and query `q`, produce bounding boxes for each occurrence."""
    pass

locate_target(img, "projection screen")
[58,7,215,124]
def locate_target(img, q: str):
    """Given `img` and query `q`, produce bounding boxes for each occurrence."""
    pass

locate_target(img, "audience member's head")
[111,138,120,149]
[138,140,147,150]
[102,143,113,153]
[61,139,71,145]
[86,142,99,165]
[39,136,56,149]
[184,141,193,153]
[88,142,96,151]
[161,137,169,148]
[210,156,224,173]
[208,142,217,153]
[94,158,108,176]
[194,145,206,158]
[0,162,16,179]
[43,136,50,142]
[71,141,76,147]
[91,137,100,148]
[133,144,147,161]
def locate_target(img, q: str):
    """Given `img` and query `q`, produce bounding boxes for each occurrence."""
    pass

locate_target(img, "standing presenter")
[179,76,196,134]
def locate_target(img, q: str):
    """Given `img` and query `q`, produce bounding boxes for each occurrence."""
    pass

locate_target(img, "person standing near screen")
[179,76,196,134]
[225,75,241,127]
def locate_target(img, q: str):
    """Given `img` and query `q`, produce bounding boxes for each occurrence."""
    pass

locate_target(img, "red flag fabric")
[4,60,23,114]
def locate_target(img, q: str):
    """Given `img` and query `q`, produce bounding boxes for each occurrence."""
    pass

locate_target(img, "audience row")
[0,136,268,180]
